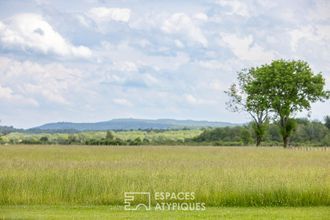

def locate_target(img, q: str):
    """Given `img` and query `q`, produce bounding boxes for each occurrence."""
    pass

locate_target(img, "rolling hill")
[31,118,238,131]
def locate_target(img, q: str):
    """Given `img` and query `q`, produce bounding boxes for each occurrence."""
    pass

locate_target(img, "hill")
[31,118,237,131]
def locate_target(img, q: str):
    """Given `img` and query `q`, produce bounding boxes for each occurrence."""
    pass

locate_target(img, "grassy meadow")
[0,145,329,207]
[1,206,329,219]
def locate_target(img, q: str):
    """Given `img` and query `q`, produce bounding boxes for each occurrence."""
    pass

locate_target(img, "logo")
[124,191,206,211]
[124,192,151,210]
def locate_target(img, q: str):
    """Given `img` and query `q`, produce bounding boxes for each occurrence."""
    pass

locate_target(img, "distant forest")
[1,117,330,147]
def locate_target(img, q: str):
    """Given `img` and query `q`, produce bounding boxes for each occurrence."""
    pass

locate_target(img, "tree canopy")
[227,59,329,147]
[226,68,269,146]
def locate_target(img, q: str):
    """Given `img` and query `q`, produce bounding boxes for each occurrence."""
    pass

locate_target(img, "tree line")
[193,117,330,146]
[1,117,330,146]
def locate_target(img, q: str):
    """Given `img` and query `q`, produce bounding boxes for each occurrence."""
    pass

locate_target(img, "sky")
[0,0,330,128]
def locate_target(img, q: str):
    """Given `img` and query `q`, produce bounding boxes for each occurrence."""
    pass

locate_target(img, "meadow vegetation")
[0,206,329,220]
[0,145,328,206]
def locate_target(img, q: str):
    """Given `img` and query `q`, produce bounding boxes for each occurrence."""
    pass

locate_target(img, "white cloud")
[184,94,215,105]
[88,7,131,23]
[0,13,91,58]
[194,13,208,22]
[24,83,70,105]
[198,60,225,70]
[162,13,208,47]
[290,25,330,51]
[209,81,224,91]
[174,39,184,48]
[113,98,133,107]
[75,15,93,28]
[184,94,200,105]
[0,85,38,107]
[309,0,330,22]
[128,11,163,30]
[98,41,190,71]
[290,26,313,51]
[216,0,250,17]
[221,33,276,63]
[143,74,159,86]
[0,56,84,106]
[112,61,138,72]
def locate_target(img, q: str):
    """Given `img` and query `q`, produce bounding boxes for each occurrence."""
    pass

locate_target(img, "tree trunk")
[256,136,261,147]
[283,136,289,148]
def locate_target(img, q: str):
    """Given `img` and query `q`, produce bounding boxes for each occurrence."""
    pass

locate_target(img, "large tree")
[226,68,269,146]
[248,60,329,147]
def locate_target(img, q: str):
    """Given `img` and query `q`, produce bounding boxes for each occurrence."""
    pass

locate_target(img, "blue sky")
[0,0,329,128]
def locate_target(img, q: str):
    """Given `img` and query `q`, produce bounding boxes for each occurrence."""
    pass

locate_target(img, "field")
[1,206,329,219]
[0,145,329,218]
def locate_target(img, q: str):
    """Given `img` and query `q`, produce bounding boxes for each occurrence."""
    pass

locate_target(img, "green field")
[0,206,329,219]
[0,145,329,218]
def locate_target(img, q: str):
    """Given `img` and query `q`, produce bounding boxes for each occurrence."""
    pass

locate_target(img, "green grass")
[0,206,329,219]
[0,145,329,206]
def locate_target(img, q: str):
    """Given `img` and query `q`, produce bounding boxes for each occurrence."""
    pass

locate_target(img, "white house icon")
[124,192,151,211]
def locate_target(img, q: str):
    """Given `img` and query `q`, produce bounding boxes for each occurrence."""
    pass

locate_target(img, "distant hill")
[31,118,238,131]
[0,125,22,135]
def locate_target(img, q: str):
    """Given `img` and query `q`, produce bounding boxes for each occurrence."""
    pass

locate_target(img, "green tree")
[106,131,114,140]
[249,60,329,147]
[240,128,252,145]
[67,134,77,144]
[266,123,281,142]
[324,116,330,130]
[39,136,49,144]
[226,68,269,146]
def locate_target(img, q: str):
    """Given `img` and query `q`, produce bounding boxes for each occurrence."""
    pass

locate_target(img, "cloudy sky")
[0,0,329,128]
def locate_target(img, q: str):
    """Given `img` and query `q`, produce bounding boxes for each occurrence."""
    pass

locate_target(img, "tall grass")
[0,145,329,206]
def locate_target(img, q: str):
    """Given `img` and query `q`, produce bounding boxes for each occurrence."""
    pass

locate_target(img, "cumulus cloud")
[88,7,131,23]
[194,13,208,22]
[162,13,208,47]
[112,61,138,72]
[0,85,39,107]
[0,13,91,58]
[0,56,84,106]
[113,98,133,107]
[184,94,216,105]
[97,41,190,71]
[221,33,276,63]
[216,0,250,17]
[174,39,184,48]
[101,70,160,90]
[209,81,225,91]
[308,0,330,22]
[197,60,225,70]
[290,25,330,51]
